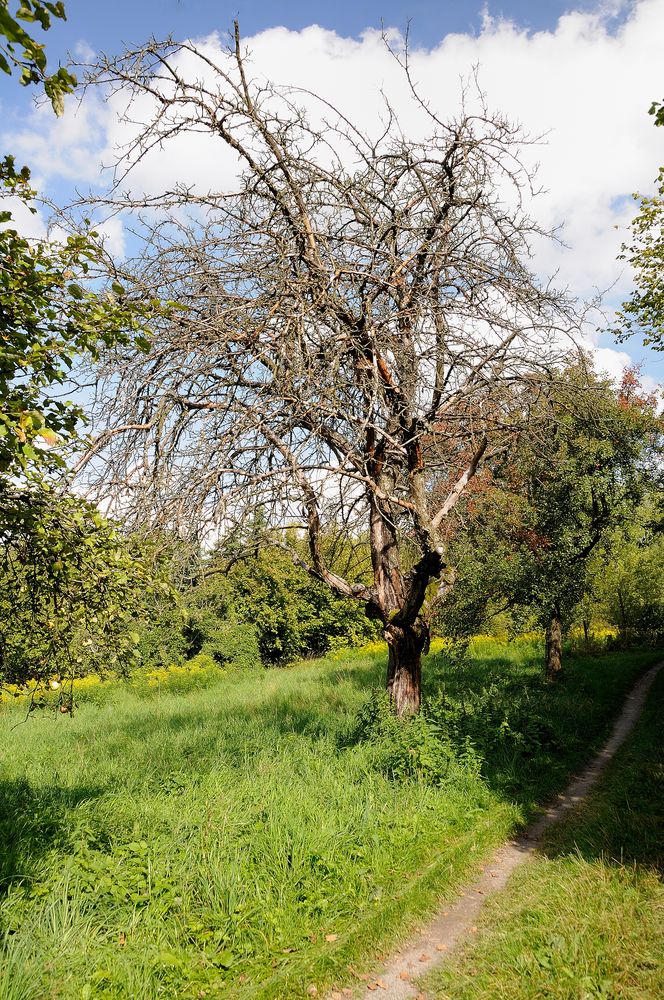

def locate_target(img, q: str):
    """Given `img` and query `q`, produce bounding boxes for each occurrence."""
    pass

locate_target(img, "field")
[421,660,664,999]
[0,640,661,999]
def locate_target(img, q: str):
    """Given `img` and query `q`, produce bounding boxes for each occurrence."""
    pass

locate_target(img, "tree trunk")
[385,620,428,716]
[545,603,564,679]
[617,587,628,642]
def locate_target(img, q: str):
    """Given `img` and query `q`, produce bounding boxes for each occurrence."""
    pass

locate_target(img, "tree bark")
[545,602,564,679]
[385,620,428,716]
[617,587,629,642]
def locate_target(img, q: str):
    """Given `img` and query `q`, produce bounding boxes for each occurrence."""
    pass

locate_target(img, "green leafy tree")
[0,486,166,699]
[590,495,664,644]
[0,158,152,477]
[224,547,380,664]
[617,168,664,351]
[437,367,661,677]
[0,11,163,690]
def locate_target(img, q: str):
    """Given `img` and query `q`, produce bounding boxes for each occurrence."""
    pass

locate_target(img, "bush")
[185,608,260,670]
[350,690,483,788]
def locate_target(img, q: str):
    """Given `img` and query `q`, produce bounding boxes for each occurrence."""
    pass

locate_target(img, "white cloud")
[95,215,126,259]
[593,345,633,381]
[3,0,663,383]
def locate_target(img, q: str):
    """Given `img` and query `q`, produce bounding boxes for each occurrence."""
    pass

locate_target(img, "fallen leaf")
[376,981,387,990]
[435,943,448,952]
[419,953,431,962]
[471,926,478,933]
[325,934,338,943]
[399,970,410,980]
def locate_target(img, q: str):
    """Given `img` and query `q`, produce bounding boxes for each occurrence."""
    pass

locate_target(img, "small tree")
[436,367,662,677]
[77,27,582,713]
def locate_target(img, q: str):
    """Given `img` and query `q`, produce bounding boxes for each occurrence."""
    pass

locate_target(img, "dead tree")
[75,25,582,714]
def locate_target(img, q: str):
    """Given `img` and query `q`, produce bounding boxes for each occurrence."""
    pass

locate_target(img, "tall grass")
[0,641,661,998]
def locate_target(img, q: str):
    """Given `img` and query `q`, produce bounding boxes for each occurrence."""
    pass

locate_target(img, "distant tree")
[436,367,662,677]
[591,494,664,644]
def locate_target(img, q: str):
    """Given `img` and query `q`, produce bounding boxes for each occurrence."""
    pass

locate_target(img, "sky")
[1,0,663,387]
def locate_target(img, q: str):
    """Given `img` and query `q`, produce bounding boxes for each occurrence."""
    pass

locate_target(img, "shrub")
[351,690,483,788]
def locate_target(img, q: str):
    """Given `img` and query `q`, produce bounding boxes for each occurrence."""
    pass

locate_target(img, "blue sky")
[0,0,632,108]
[9,1,619,59]
[1,0,663,385]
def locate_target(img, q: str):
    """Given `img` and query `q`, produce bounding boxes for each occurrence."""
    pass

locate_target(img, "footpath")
[346,662,664,1000]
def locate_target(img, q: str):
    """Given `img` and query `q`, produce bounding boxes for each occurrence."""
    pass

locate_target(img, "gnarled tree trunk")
[545,602,563,679]
[385,620,429,716]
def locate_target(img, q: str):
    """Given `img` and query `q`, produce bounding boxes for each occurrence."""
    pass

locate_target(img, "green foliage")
[590,503,664,643]
[352,689,483,787]
[0,149,165,690]
[183,606,260,671]
[0,0,75,114]
[437,367,662,646]
[0,158,156,478]
[650,98,664,127]
[0,484,165,689]
[136,602,190,669]
[204,545,379,665]
[615,101,664,350]
[616,165,664,350]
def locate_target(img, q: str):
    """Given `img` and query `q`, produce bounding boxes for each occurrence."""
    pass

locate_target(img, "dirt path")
[347,661,663,1000]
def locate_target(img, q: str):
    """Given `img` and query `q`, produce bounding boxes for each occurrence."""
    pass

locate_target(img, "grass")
[0,640,661,999]
[420,660,664,1000]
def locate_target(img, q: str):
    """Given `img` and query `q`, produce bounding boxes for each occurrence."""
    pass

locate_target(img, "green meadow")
[1,641,661,999]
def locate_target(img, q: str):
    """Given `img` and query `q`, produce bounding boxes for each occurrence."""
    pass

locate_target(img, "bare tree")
[75,25,582,714]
